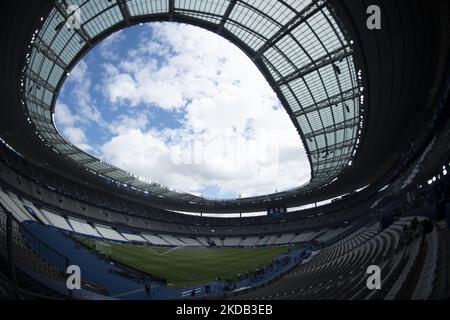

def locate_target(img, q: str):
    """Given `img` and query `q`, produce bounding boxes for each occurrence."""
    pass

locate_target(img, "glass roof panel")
[175,0,228,16]
[127,0,169,16]
[224,20,266,50]
[22,0,364,202]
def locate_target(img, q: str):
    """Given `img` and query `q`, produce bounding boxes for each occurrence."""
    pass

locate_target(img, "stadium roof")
[1,0,446,212]
[20,0,364,202]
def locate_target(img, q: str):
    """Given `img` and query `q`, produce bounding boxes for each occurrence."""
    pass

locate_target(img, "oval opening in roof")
[55,22,311,199]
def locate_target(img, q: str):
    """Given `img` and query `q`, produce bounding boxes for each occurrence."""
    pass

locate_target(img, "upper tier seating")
[68,217,102,238]
[239,237,259,247]
[0,153,366,236]
[273,234,295,245]
[0,186,369,249]
[0,189,35,222]
[159,234,188,246]
[40,209,73,232]
[94,225,127,242]
[121,233,147,242]
[223,238,242,247]
[290,232,318,243]
[177,237,202,247]
[141,234,169,245]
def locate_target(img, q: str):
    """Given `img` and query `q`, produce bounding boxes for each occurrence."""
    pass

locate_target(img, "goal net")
[95,242,112,256]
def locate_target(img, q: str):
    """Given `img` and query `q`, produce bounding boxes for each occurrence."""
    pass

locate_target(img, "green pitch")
[77,238,290,288]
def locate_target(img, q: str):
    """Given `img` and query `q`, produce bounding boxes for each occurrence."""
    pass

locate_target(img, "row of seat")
[2,186,360,248]
[412,227,439,299]
[234,217,439,300]
[0,153,365,236]
[0,206,66,284]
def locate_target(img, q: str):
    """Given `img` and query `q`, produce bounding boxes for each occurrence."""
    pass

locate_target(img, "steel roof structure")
[1,0,447,213]
[20,0,364,202]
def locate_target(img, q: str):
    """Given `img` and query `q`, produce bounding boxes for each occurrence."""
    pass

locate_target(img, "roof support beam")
[21,0,362,202]
[97,167,118,175]
[26,70,56,92]
[304,117,358,140]
[32,38,68,70]
[61,150,80,156]
[117,0,131,25]
[130,180,148,188]
[313,166,345,177]
[294,87,359,117]
[118,177,136,184]
[169,0,175,20]
[78,158,97,165]
[143,186,162,194]
[35,128,60,136]
[217,0,237,34]
[316,154,353,167]
[28,111,52,124]
[253,0,328,60]
[275,46,352,87]
[44,138,67,146]
[310,139,355,158]
[26,95,51,110]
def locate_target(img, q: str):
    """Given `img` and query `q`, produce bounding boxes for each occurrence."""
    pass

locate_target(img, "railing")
[0,201,70,299]
[20,224,69,273]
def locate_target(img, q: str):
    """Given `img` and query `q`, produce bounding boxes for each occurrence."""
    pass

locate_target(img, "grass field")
[77,238,290,288]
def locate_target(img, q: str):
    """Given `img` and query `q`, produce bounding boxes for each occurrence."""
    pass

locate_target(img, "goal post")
[95,241,112,256]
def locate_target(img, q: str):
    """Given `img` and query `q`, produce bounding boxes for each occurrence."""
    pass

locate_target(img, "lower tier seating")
[233,217,440,300]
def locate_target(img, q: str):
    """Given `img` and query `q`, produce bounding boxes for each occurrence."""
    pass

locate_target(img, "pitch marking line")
[149,246,183,256]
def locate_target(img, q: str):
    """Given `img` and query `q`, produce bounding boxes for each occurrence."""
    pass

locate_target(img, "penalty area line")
[149,246,183,256]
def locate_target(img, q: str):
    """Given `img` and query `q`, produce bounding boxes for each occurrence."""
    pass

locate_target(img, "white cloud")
[107,113,149,135]
[98,30,126,61]
[66,60,105,126]
[54,101,91,151]
[60,22,311,198]
[103,23,267,112]
[68,59,88,83]
[59,125,91,152]
[55,60,108,153]
[99,126,309,197]
[55,102,78,127]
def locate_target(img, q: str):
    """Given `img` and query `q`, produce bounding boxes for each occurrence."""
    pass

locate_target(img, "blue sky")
[55,22,310,199]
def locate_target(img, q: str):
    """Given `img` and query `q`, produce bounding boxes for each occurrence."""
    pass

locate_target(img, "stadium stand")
[273,234,295,245]
[94,225,127,242]
[121,233,146,243]
[40,210,73,232]
[239,237,259,247]
[177,237,202,247]
[222,238,242,247]
[141,234,170,246]
[412,227,440,300]
[233,218,442,300]
[68,218,101,238]
[195,237,210,247]
[210,238,223,247]
[22,200,51,225]
[0,190,33,222]
[291,232,318,243]
[159,234,188,247]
